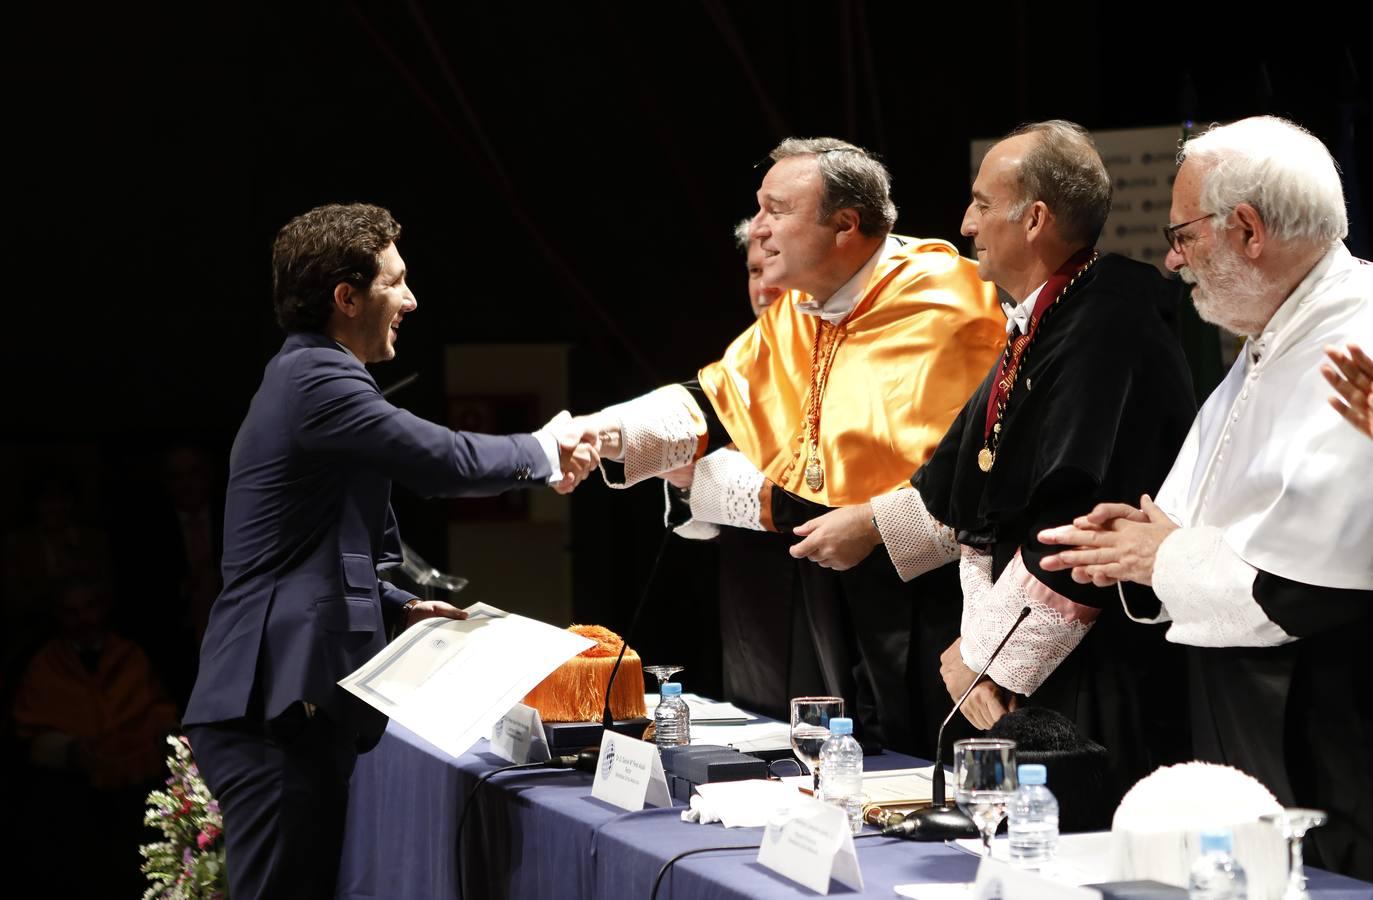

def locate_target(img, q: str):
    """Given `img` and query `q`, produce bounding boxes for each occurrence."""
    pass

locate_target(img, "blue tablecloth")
[337,721,1373,899]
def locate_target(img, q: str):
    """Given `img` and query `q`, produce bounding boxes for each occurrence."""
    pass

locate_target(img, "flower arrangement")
[140,734,227,899]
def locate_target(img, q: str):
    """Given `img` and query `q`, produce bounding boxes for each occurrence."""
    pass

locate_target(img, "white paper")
[339,613,593,759]
[691,721,792,754]
[462,601,509,619]
[972,858,1102,899]
[951,832,1113,885]
[488,702,550,764]
[590,730,671,811]
[691,779,809,828]
[642,692,756,723]
[756,796,863,894]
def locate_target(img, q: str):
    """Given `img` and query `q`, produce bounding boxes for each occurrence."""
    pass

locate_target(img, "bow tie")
[1001,300,1032,336]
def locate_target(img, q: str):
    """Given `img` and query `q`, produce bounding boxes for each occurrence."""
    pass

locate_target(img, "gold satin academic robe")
[698,237,1004,511]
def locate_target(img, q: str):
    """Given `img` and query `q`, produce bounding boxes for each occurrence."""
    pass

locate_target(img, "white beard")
[1178,242,1273,337]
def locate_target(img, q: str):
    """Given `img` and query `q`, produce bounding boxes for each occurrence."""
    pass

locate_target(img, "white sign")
[756,796,863,894]
[489,703,550,764]
[590,731,671,812]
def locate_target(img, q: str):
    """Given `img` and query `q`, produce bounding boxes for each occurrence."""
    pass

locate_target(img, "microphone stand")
[885,605,1032,841]
[600,527,674,732]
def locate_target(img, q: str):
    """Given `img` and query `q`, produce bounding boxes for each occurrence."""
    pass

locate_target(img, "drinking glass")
[643,664,684,692]
[953,738,1017,857]
[789,696,844,792]
[1260,808,1328,900]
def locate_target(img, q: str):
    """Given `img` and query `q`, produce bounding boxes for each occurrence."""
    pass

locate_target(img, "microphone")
[883,605,1032,840]
[600,528,673,732]
[544,750,600,773]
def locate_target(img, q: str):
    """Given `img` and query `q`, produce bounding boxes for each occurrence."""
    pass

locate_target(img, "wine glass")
[790,696,843,792]
[642,665,686,692]
[953,738,1017,857]
[1260,808,1328,900]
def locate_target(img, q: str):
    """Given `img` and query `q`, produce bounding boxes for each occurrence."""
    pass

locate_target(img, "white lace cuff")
[597,385,706,489]
[959,547,1099,696]
[663,480,721,541]
[1154,526,1294,648]
[686,448,766,531]
[871,488,959,582]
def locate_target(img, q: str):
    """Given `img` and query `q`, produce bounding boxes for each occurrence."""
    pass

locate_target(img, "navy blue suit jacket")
[184,332,550,743]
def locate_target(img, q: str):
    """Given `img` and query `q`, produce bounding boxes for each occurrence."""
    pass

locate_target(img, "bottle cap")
[660,682,682,697]
[1199,828,1233,854]
[1018,763,1047,785]
[829,717,853,736]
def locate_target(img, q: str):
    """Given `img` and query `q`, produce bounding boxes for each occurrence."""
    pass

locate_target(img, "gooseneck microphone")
[600,527,674,731]
[884,605,1032,840]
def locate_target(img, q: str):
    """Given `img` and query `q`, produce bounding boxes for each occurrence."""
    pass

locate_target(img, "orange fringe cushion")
[522,624,647,723]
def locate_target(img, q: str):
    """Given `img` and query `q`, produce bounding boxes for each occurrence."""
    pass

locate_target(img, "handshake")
[543,412,623,495]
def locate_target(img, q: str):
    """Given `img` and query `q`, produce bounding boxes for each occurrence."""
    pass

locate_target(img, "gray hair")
[1180,116,1348,245]
[1002,120,1112,246]
[769,137,897,237]
[733,217,752,251]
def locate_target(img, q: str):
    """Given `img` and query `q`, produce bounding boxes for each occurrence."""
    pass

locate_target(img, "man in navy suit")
[183,203,596,899]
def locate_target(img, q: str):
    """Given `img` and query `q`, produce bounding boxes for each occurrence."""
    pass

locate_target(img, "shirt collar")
[795,236,899,324]
[1001,280,1048,335]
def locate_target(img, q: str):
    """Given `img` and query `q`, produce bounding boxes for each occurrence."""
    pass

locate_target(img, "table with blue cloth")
[336,722,1373,899]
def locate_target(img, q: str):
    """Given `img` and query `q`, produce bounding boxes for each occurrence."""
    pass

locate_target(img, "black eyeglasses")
[1161,213,1216,253]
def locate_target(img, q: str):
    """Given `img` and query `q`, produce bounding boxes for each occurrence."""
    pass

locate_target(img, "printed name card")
[488,703,550,764]
[590,730,671,811]
[756,796,863,894]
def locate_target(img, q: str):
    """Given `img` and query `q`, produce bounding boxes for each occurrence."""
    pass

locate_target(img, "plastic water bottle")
[653,682,691,748]
[1188,829,1248,899]
[1007,763,1059,868]
[818,717,864,834]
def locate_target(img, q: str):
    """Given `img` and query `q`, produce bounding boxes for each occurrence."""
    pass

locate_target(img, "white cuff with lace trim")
[597,385,705,489]
[685,448,766,531]
[871,488,960,582]
[1154,526,1293,648]
[663,480,721,541]
[959,547,1099,696]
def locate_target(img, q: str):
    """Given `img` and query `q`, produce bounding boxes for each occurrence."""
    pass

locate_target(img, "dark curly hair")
[271,203,402,332]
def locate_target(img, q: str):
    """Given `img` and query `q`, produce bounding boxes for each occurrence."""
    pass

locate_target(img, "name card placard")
[756,796,862,894]
[488,703,550,764]
[590,731,671,811]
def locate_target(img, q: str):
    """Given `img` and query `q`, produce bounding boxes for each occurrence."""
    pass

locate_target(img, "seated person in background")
[12,577,177,789]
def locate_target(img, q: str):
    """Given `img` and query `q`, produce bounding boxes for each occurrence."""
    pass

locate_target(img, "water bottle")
[1188,829,1248,899]
[1007,763,1059,868]
[653,682,691,748]
[818,717,864,834]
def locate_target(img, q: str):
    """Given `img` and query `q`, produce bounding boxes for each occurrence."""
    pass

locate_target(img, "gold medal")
[977,447,995,472]
[804,458,824,491]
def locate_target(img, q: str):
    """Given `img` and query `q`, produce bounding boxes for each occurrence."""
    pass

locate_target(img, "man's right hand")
[549,416,601,494]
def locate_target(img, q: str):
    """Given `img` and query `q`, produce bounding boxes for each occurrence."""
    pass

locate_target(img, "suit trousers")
[186,705,359,900]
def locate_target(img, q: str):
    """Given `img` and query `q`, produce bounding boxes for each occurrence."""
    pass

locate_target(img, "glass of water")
[953,738,1017,857]
[1260,808,1328,900]
[789,696,844,792]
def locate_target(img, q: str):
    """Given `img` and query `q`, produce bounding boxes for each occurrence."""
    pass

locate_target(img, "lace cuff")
[663,480,721,541]
[1154,526,1293,648]
[871,488,959,582]
[597,385,706,489]
[686,448,766,531]
[959,547,1099,696]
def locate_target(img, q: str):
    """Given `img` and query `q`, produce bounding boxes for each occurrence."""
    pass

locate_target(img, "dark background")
[5,1,1368,696]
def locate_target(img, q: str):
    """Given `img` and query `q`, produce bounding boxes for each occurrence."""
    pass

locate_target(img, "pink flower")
[197,825,221,849]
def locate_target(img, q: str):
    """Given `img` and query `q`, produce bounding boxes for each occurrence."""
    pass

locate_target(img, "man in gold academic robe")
[584,138,1004,753]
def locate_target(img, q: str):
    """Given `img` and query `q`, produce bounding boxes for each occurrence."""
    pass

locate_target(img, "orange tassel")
[521,624,648,722]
